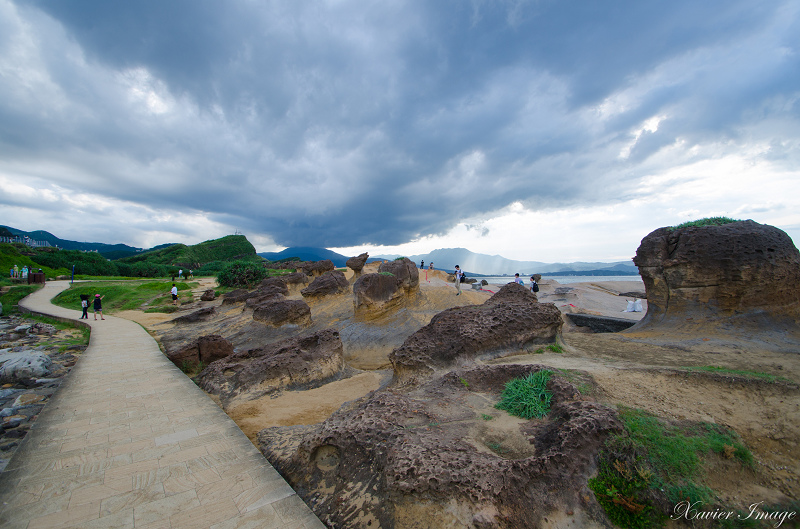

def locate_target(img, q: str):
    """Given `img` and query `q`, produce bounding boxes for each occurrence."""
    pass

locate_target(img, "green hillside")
[116,235,260,268]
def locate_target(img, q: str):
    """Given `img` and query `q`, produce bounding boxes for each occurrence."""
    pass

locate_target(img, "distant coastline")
[481,275,643,285]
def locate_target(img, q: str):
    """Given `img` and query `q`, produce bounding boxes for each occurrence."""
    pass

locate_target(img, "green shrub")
[495,370,553,419]
[217,260,268,288]
[670,217,740,230]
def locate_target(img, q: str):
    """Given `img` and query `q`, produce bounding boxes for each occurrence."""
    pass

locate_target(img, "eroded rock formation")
[632,220,800,331]
[301,271,350,298]
[346,253,369,275]
[258,364,620,529]
[197,329,344,409]
[166,334,233,370]
[352,273,404,316]
[301,260,336,277]
[253,299,312,327]
[390,283,562,382]
[378,257,419,291]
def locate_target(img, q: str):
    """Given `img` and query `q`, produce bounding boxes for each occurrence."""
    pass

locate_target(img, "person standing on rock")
[171,283,179,306]
[420,260,424,269]
[454,265,463,296]
[93,294,105,320]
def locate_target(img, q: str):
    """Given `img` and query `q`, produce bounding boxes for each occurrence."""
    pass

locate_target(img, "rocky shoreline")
[0,315,87,471]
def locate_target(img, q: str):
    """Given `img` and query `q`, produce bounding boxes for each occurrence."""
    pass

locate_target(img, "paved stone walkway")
[0,281,324,529]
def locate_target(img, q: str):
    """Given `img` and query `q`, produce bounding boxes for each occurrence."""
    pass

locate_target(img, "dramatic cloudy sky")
[1,0,798,263]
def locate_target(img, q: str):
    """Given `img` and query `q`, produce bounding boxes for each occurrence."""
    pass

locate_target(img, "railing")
[0,236,52,247]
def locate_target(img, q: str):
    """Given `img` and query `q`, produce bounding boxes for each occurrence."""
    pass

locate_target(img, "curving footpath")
[0,281,323,529]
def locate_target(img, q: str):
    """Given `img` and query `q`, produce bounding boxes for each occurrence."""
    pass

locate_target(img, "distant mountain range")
[2,226,638,276]
[260,246,638,276]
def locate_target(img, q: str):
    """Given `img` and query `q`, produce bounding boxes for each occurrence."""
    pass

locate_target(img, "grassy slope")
[116,235,260,267]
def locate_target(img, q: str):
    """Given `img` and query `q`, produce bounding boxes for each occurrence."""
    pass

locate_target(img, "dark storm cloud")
[2,0,799,247]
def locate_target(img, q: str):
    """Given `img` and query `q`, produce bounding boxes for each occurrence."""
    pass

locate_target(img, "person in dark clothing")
[80,294,89,319]
[93,294,105,320]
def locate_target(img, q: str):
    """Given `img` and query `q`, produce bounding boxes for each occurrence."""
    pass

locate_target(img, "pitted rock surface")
[301,271,350,298]
[221,288,257,305]
[253,299,312,327]
[632,220,800,330]
[200,289,216,301]
[378,257,419,291]
[389,283,562,382]
[172,306,216,324]
[258,364,620,529]
[282,272,310,285]
[346,252,369,273]
[352,273,403,316]
[301,260,336,277]
[257,278,291,295]
[197,329,343,409]
[166,334,233,369]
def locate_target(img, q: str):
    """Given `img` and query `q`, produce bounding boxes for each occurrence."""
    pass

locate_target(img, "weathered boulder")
[221,289,256,305]
[301,260,335,277]
[253,299,312,327]
[378,257,419,291]
[282,272,310,286]
[197,329,344,409]
[172,306,216,324]
[258,364,621,529]
[632,220,800,329]
[166,334,234,370]
[0,350,52,381]
[301,271,350,298]
[200,289,216,301]
[390,283,562,382]
[258,277,291,295]
[346,252,369,273]
[353,273,403,316]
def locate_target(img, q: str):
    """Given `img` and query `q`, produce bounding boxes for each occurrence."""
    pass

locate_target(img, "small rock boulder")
[301,271,350,298]
[390,283,562,382]
[352,273,403,316]
[346,253,369,273]
[0,351,53,382]
[258,277,291,295]
[378,257,419,291]
[301,260,335,277]
[172,306,216,324]
[253,299,312,327]
[166,334,234,370]
[197,329,344,409]
[200,289,216,301]
[221,289,256,305]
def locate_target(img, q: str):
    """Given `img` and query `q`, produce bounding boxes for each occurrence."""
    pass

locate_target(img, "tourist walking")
[93,294,105,320]
[530,276,539,292]
[454,265,463,296]
[171,283,179,306]
[80,294,89,319]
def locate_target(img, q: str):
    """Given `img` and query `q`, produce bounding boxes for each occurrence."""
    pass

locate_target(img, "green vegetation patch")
[670,217,741,230]
[495,370,553,419]
[683,365,792,384]
[589,407,755,528]
[52,281,193,313]
[216,260,269,288]
[0,285,42,314]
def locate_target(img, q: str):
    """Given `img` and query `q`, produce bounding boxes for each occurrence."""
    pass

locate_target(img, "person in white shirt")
[171,283,179,305]
[454,265,463,295]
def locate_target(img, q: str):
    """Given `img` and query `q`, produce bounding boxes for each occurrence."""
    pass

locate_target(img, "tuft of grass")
[589,407,756,528]
[459,377,470,389]
[495,370,553,419]
[481,414,493,421]
[546,343,564,353]
[378,272,395,277]
[670,217,740,230]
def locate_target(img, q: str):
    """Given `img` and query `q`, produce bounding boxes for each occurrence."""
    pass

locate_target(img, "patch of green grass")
[670,217,740,230]
[480,414,493,421]
[51,280,193,314]
[487,442,507,455]
[459,377,470,389]
[546,343,564,353]
[683,365,792,384]
[589,407,756,528]
[495,370,553,419]
[0,284,42,314]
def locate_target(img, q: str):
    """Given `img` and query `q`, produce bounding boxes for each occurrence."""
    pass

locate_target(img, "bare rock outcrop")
[346,252,369,274]
[378,257,419,291]
[301,260,336,277]
[221,288,256,305]
[301,271,350,298]
[166,334,234,370]
[253,299,312,327]
[258,277,291,295]
[390,283,562,382]
[258,364,621,529]
[172,306,216,324]
[632,220,800,331]
[200,289,216,301]
[197,329,344,409]
[352,273,404,316]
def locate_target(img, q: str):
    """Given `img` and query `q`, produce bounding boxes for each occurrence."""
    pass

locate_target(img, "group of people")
[80,294,105,320]
[9,264,27,279]
[514,273,539,292]
[451,267,539,296]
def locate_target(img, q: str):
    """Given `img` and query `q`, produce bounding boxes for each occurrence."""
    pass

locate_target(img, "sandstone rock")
[172,306,216,324]
[632,220,800,330]
[200,289,216,301]
[378,257,419,291]
[166,334,234,369]
[253,299,312,327]
[346,253,369,273]
[390,283,562,382]
[221,289,256,305]
[282,272,310,285]
[258,364,620,529]
[258,277,290,295]
[197,329,344,409]
[301,260,335,277]
[301,271,350,298]
[352,273,402,316]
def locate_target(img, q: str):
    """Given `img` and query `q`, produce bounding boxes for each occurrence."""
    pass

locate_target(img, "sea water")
[479,275,643,285]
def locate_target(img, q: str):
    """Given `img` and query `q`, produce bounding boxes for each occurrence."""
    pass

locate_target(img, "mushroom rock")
[301,271,350,298]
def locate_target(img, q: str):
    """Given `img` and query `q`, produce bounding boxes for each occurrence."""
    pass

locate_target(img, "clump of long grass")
[495,370,553,419]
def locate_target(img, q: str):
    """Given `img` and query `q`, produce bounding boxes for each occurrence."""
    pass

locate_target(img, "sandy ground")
[118,273,799,506]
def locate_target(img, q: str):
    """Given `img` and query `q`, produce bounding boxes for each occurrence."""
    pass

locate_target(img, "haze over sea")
[481,275,644,285]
